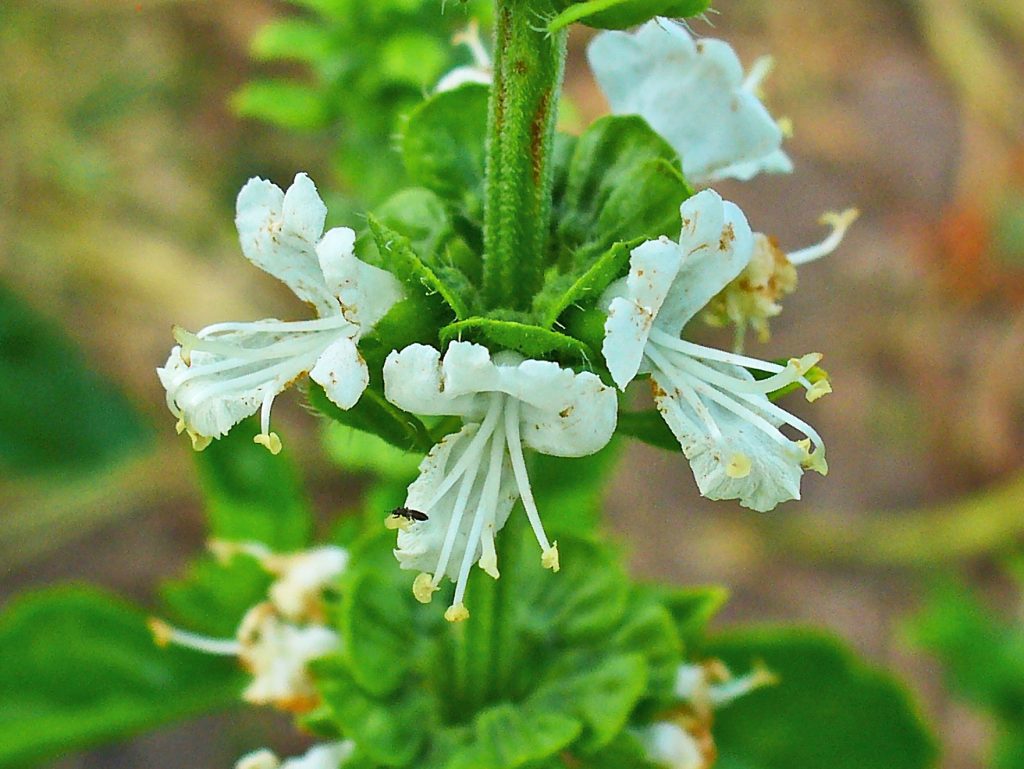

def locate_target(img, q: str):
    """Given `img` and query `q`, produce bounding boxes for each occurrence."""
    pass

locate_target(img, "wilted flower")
[602,190,829,512]
[158,173,403,454]
[235,742,355,769]
[209,540,348,622]
[587,18,791,185]
[382,341,617,621]
[150,602,338,713]
[702,209,859,346]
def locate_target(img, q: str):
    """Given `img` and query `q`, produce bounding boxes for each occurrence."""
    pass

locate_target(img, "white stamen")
[743,54,774,93]
[787,208,859,265]
[422,397,504,513]
[148,618,242,656]
[453,20,491,69]
[451,410,506,614]
[645,345,725,442]
[503,398,553,557]
[429,454,481,589]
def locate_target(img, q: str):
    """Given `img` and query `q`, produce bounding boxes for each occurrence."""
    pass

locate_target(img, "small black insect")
[389,506,429,522]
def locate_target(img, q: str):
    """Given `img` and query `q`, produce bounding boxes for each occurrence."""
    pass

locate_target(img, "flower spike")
[158,173,404,453]
[383,342,617,619]
[602,190,829,512]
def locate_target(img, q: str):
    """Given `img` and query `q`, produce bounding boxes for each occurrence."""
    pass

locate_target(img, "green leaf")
[0,586,240,769]
[548,0,712,31]
[232,79,329,130]
[705,627,938,769]
[374,187,455,265]
[323,423,423,482]
[309,381,434,453]
[534,239,638,328]
[342,571,416,698]
[446,705,582,769]
[439,317,597,367]
[0,283,150,476]
[908,581,1024,721]
[316,662,431,767]
[368,215,476,320]
[402,84,488,222]
[193,420,314,549]
[530,654,648,751]
[652,585,729,649]
[528,438,622,533]
[379,33,449,89]
[616,408,678,452]
[251,19,335,64]
[610,594,682,702]
[551,116,691,270]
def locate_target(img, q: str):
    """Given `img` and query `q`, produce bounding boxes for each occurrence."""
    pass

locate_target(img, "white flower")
[702,208,859,346]
[235,742,355,769]
[149,602,339,713]
[674,660,778,714]
[602,190,829,512]
[157,173,404,454]
[435,20,492,93]
[587,18,792,185]
[382,342,617,621]
[637,722,704,769]
[209,540,348,622]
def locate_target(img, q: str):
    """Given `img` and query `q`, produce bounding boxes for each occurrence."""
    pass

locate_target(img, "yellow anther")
[384,514,409,532]
[444,603,470,623]
[725,453,752,479]
[797,439,828,475]
[172,325,194,366]
[541,542,560,572]
[147,618,174,648]
[806,379,832,403]
[175,417,186,435]
[253,432,282,455]
[820,207,860,230]
[778,116,794,138]
[479,550,500,580]
[189,431,212,452]
[413,573,438,604]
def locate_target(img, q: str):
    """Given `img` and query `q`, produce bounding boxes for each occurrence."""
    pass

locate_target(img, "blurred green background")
[1,0,1023,767]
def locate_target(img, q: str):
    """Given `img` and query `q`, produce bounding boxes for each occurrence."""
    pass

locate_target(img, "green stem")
[482,0,567,309]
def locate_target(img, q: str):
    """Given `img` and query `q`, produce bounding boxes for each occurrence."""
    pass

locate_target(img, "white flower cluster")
[590,19,856,511]
[149,541,347,713]
[158,18,854,625]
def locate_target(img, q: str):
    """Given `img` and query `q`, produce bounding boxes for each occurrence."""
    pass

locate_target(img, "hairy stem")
[482,0,567,309]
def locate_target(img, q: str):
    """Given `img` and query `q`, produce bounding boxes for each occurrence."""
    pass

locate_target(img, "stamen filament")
[787,208,859,265]
[430,455,480,588]
[504,398,554,558]
[422,397,503,513]
[148,618,241,656]
[451,411,507,615]
[743,55,774,93]
[645,346,724,442]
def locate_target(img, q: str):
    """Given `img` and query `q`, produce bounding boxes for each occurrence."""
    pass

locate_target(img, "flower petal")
[655,193,755,337]
[651,365,805,512]
[235,173,337,315]
[383,342,490,419]
[316,227,404,329]
[309,334,369,411]
[588,19,787,185]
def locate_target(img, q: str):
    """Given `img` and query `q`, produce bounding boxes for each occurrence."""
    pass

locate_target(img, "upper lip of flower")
[157,173,403,453]
[601,190,829,512]
[382,341,618,620]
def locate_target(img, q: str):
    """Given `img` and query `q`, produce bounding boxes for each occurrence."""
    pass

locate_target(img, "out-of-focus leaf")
[251,19,335,64]
[440,705,582,769]
[159,555,271,638]
[232,79,329,131]
[402,85,488,222]
[323,423,423,482]
[705,627,938,769]
[309,381,435,454]
[0,284,150,476]
[650,584,729,648]
[528,438,621,532]
[193,420,313,550]
[0,586,240,769]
